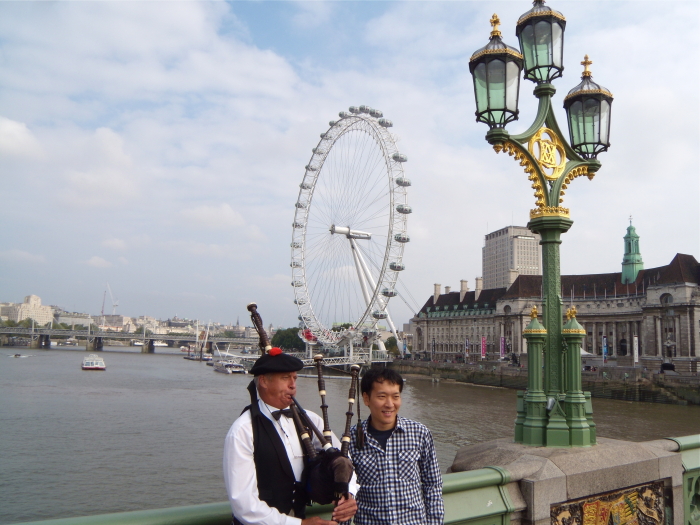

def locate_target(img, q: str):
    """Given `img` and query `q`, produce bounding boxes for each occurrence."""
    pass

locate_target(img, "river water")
[2,347,699,525]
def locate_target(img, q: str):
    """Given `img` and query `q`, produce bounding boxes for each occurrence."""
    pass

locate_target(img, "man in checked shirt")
[349,368,444,525]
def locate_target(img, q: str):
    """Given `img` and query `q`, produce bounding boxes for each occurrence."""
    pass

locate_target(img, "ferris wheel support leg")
[350,239,372,307]
[353,238,400,357]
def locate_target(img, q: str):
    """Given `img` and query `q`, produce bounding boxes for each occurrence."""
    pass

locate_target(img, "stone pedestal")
[450,437,683,525]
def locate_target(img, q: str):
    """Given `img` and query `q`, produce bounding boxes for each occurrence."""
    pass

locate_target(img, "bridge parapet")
[4,434,699,525]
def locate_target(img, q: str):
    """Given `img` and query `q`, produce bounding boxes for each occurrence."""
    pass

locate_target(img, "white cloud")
[291,2,334,29]
[180,203,245,230]
[102,238,128,250]
[0,249,45,264]
[160,240,250,261]
[0,117,41,157]
[117,257,129,265]
[0,1,696,329]
[85,256,112,268]
[53,127,139,208]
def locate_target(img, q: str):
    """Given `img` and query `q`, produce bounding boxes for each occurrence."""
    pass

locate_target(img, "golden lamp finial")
[566,306,578,320]
[581,55,593,77]
[490,13,502,38]
[530,305,538,320]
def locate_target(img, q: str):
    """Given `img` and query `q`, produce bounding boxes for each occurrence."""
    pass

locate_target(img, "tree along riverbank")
[390,360,700,406]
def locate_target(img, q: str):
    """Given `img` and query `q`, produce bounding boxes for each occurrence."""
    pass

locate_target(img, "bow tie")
[271,408,293,420]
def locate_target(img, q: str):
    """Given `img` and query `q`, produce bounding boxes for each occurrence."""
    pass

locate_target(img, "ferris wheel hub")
[329,224,372,240]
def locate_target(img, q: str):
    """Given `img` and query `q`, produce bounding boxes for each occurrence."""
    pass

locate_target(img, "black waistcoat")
[237,381,308,522]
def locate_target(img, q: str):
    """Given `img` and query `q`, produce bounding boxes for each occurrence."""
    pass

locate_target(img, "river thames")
[1,347,699,525]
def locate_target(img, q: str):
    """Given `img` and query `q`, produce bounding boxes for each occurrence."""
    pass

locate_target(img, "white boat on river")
[81,354,106,371]
[213,360,247,374]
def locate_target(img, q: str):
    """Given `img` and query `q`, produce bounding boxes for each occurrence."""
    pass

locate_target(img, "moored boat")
[82,354,106,371]
[213,360,247,374]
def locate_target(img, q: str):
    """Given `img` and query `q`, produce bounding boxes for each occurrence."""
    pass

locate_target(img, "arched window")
[660,293,673,305]
[619,338,627,356]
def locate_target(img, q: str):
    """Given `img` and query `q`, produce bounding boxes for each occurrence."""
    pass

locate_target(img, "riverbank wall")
[390,360,700,405]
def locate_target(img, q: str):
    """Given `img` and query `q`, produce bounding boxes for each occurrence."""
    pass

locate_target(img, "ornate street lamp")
[564,55,614,158]
[469,14,524,129]
[516,0,566,84]
[468,0,613,448]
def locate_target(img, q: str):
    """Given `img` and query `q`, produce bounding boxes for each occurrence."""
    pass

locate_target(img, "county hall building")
[410,222,699,372]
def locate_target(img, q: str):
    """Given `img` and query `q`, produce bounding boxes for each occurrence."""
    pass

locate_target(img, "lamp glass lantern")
[516,0,566,84]
[469,15,524,129]
[563,56,614,158]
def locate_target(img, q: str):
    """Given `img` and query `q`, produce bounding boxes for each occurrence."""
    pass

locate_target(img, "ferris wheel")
[291,105,411,349]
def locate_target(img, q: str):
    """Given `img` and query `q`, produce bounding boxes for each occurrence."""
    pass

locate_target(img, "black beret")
[250,349,304,376]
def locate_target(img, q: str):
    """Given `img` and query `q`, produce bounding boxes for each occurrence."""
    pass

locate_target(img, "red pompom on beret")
[269,347,282,356]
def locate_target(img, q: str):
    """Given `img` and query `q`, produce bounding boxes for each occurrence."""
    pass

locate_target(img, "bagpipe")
[247,303,359,505]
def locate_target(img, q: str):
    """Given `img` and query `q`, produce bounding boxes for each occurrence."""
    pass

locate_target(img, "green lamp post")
[469,0,614,447]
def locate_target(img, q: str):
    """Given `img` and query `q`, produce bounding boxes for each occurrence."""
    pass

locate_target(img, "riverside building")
[0,295,54,325]
[411,222,699,372]
[482,225,541,289]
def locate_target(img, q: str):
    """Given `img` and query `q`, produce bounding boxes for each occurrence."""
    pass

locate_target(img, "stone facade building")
[0,295,55,325]
[411,224,699,370]
[53,308,93,327]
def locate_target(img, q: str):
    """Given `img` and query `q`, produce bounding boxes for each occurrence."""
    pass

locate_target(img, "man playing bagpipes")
[223,348,358,525]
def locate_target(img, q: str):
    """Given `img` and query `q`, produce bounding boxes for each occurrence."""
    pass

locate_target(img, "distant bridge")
[0,327,258,352]
[0,327,392,363]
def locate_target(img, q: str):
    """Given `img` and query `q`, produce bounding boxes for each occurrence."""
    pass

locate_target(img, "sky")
[0,0,698,331]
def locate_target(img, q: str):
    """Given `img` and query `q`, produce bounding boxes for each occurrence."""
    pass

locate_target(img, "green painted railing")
[670,435,700,525]
[9,436,700,525]
[9,467,515,525]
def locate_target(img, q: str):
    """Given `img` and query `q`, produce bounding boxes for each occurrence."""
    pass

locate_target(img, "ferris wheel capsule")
[394,233,410,243]
[359,105,370,113]
[300,182,312,189]
[396,204,412,214]
[392,153,407,162]
[369,109,383,118]
[293,222,304,229]
[382,288,398,297]
[372,310,388,320]
[292,281,303,287]
[329,121,337,126]
[339,111,350,118]
[295,202,307,209]
[349,106,360,114]
[305,165,317,171]
[390,262,405,271]
[379,119,393,128]
[395,177,411,187]
[291,261,302,268]
[291,242,302,249]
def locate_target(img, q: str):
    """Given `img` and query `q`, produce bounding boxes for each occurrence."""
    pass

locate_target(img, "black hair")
[360,367,404,396]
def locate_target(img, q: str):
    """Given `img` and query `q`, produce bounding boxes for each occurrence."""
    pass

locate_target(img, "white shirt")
[223,399,358,525]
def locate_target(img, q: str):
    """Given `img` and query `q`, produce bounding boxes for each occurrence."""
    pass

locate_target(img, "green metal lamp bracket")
[485,84,602,214]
